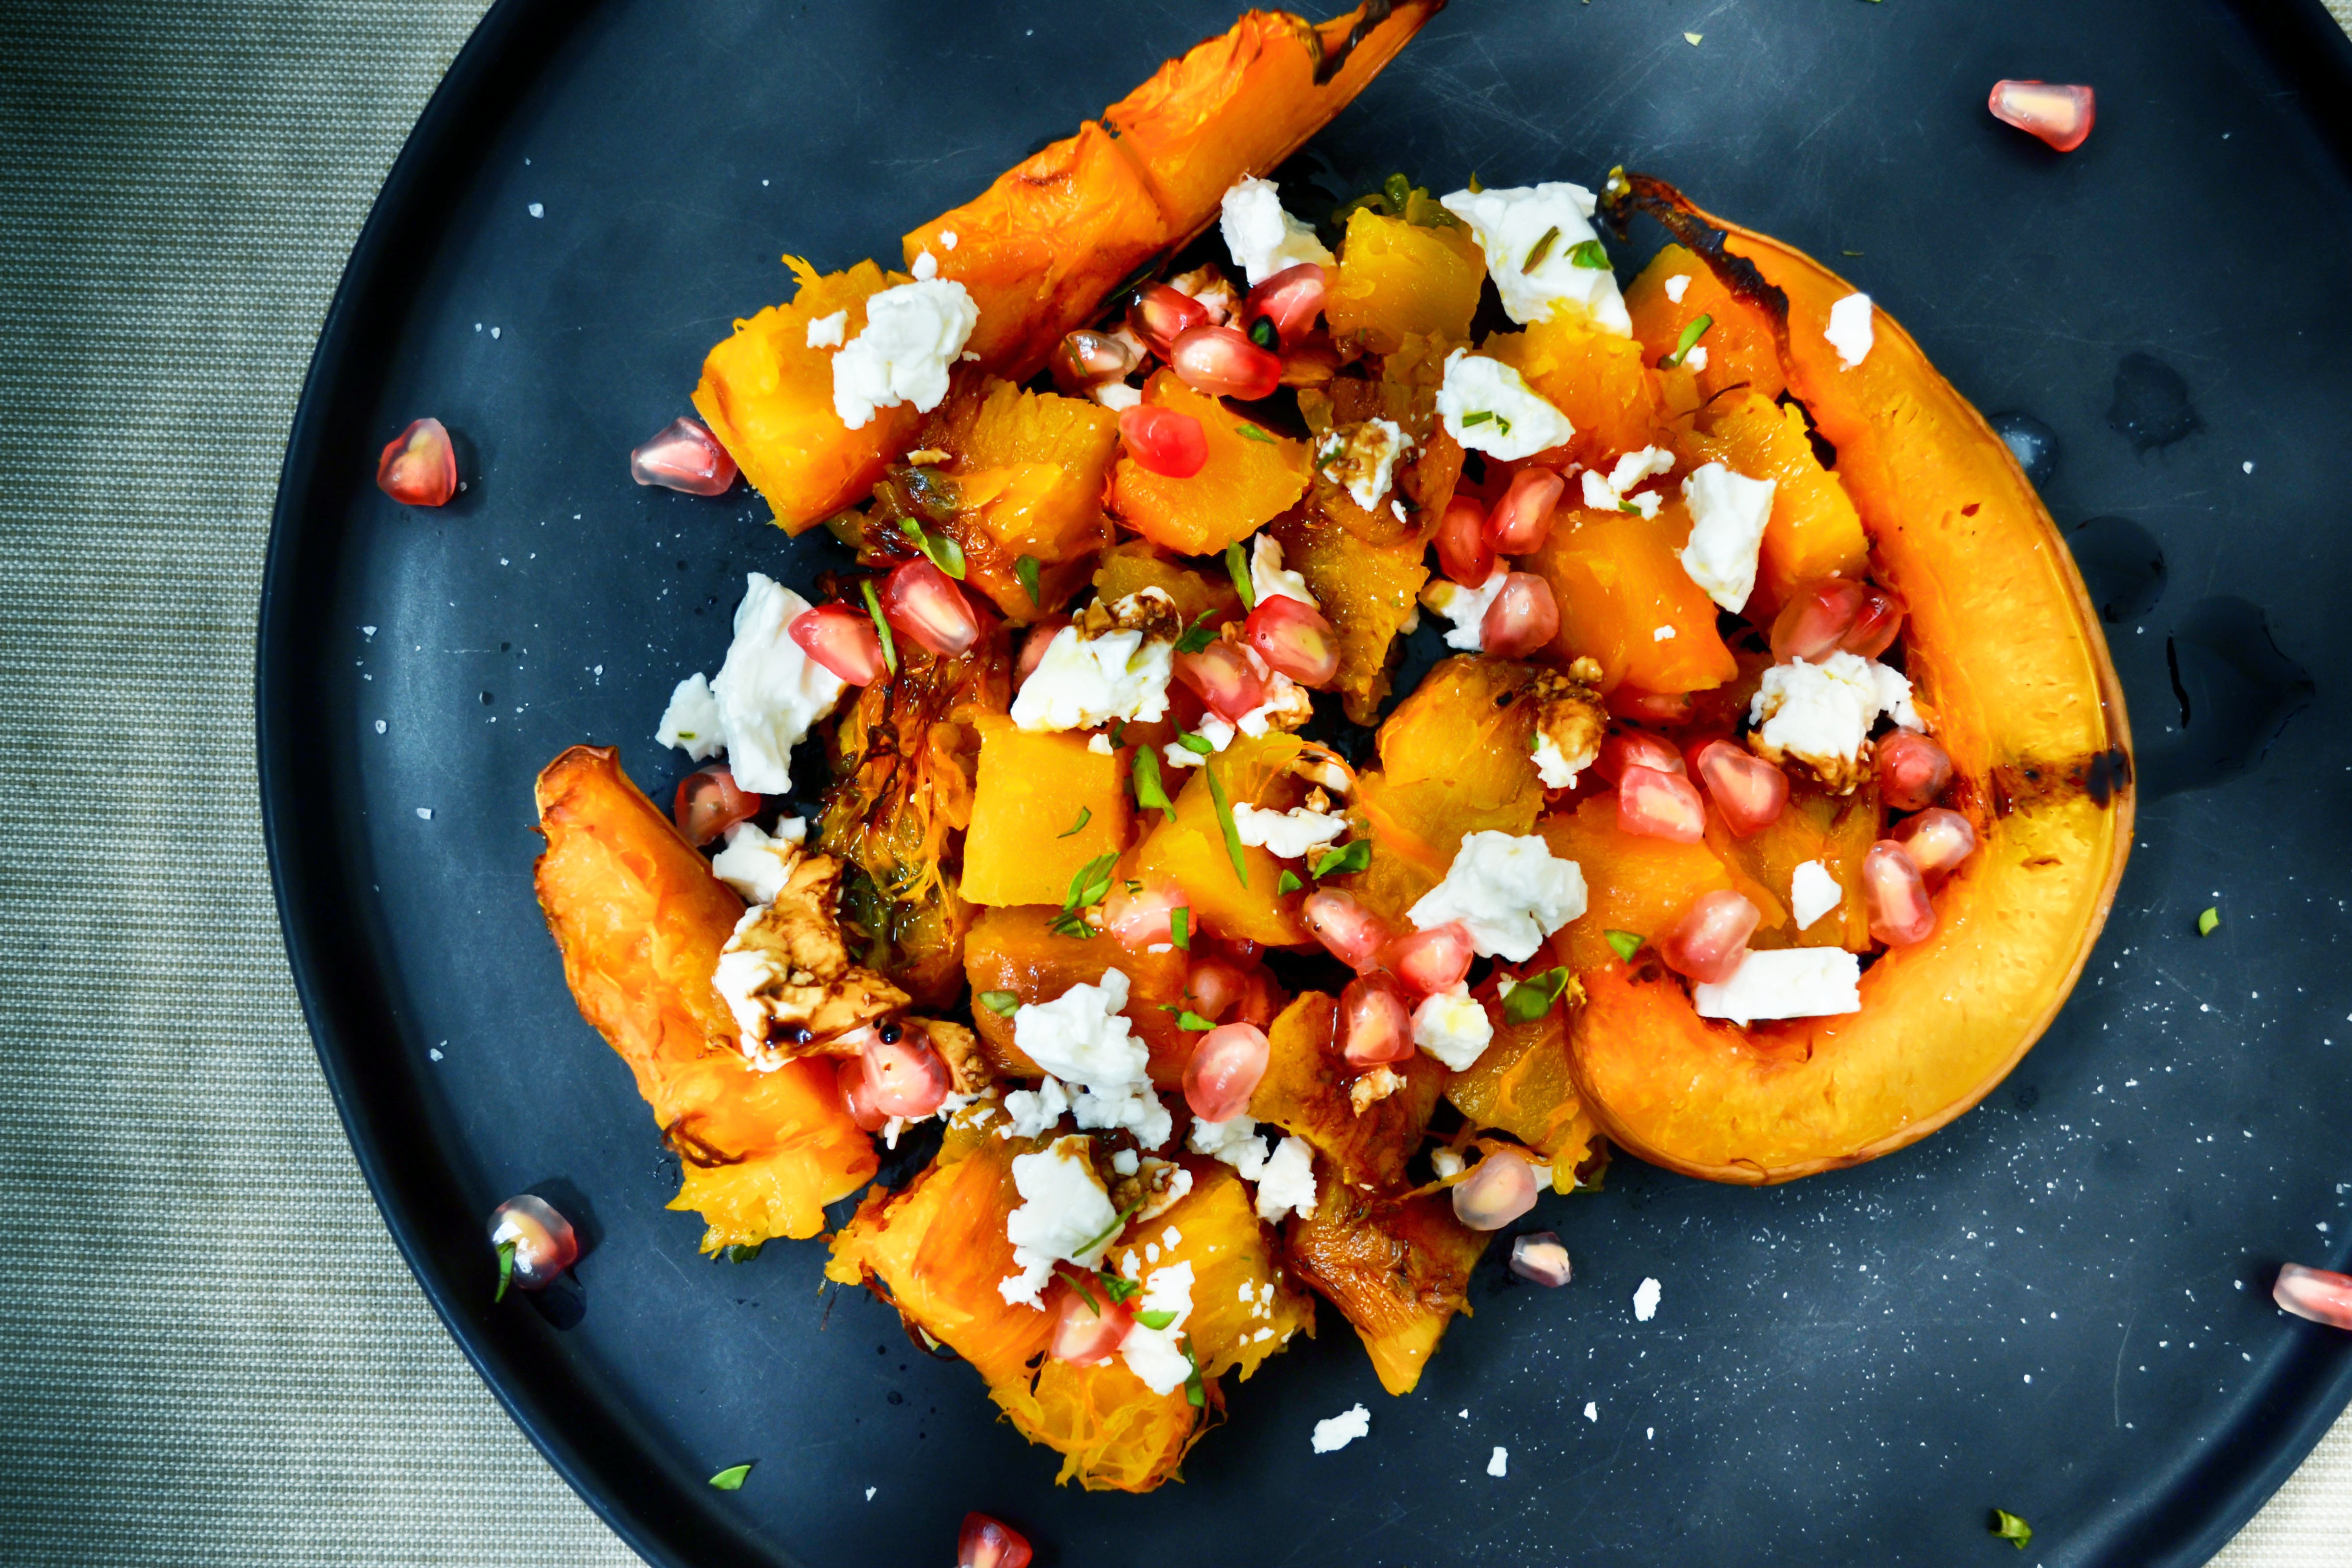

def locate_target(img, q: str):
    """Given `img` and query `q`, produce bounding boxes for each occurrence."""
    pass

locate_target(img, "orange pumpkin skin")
[531,747,876,1250]
[1108,372,1312,556]
[1565,181,2134,1184]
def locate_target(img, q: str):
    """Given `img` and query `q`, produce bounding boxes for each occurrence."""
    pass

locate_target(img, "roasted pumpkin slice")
[1327,206,1484,355]
[1269,510,1429,725]
[1485,314,1669,473]
[1287,1174,1488,1395]
[1529,502,1738,697]
[1677,388,1869,617]
[1562,178,2134,1183]
[1103,1163,1317,1384]
[532,746,876,1250]
[1130,731,1312,946]
[1253,993,1443,1193]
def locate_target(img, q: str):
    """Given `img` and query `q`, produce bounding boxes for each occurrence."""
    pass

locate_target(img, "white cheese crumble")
[1790,860,1843,931]
[1678,461,1777,612]
[1653,625,1677,641]
[1663,275,1692,304]
[1434,350,1576,462]
[1578,444,1674,518]
[1093,381,1142,411]
[910,249,938,281]
[1420,568,1507,652]
[693,573,847,795]
[1692,947,1864,1025]
[1250,533,1317,609]
[1118,1259,1197,1394]
[1825,290,1874,368]
[1530,732,1584,790]
[1584,1402,1600,1422]
[804,309,848,350]
[1011,970,1171,1149]
[1633,1277,1662,1321]
[1487,1446,1510,1478]
[1190,1114,1270,1178]
[1009,595,1176,733]
[1253,1134,1319,1224]
[1439,182,1631,333]
[998,1135,1120,1309]
[1311,1404,1371,1454]
[1411,983,1494,1071]
[655,673,724,761]
[1747,652,1922,780]
[1230,804,1348,861]
[831,278,979,431]
[999,1077,1070,1140]
[1218,175,1334,285]
[1408,830,1588,963]
[1683,344,1709,372]
[1316,418,1413,513]
[710,817,807,904]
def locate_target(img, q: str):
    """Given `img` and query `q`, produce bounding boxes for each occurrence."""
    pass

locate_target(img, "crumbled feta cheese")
[1577,444,1674,518]
[655,672,724,761]
[1012,970,1171,1149]
[1431,1147,1466,1180]
[1311,1404,1371,1454]
[1191,1114,1271,1178]
[1218,175,1333,285]
[1435,350,1576,462]
[1412,983,1494,1071]
[1692,947,1864,1025]
[998,1135,1119,1308]
[1872,660,1922,731]
[1420,569,1507,652]
[1663,275,1692,304]
[1653,625,1677,641]
[1679,462,1777,612]
[1409,830,1588,962]
[939,230,958,250]
[1087,731,1113,755]
[1825,291,1874,368]
[1230,804,1348,861]
[910,249,938,281]
[1530,732,1584,790]
[1632,1277,1662,1321]
[831,278,978,430]
[1487,1446,1510,1478]
[1315,418,1413,513]
[1119,1260,1197,1394]
[1250,533,1317,609]
[1790,860,1843,930]
[1253,1135,1318,1223]
[804,309,848,350]
[1000,1077,1071,1139]
[1110,1148,1140,1177]
[710,817,807,904]
[705,574,848,794]
[1010,594,1177,732]
[1093,381,1141,412]
[1439,182,1631,333]
[1584,1401,1599,1422]
[1747,652,1917,787]
[1683,344,1709,372]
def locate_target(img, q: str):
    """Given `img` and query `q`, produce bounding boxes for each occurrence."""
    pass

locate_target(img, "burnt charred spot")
[1599,171,1791,338]
[1312,0,1397,85]
[662,1118,750,1169]
[1775,389,1837,470]
[1989,745,2135,816]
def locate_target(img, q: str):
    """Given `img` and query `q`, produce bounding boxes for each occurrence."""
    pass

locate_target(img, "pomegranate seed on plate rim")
[1480,571,1559,658]
[1658,890,1762,985]
[1482,465,1566,554]
[1618,764,1707,843]
[377,416,458,506]
[1119,404,1209,477]
[1241,261,1327,350]
[957,1511,1036,1568]
[1862,840,1937,945]
[1303,888,1393,972]
[487,1194,579,1292]
[2274,1263,2352,1330]
[1435,495,1497,586]
[629,416,737,495]
[1877,729,1953,812]
[1185,1021,1270,1121]
[673,764,761,847]
[1452,1149,1540,1231]
[1340,971,1416,1066]
[879,557,983,657]
[862,1027,951,1118]
[788,602,889,685]
[1693,739,1788,836]
[1168,323,1284,400]
[1989,79,2096,153]
[1510,1232,1573,1287]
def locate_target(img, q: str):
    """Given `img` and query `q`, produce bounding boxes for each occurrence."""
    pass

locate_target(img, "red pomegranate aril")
[1168,323,1284,401]
[1451,1149,1539,1231]
[2274,1263,2352,1330]
[1618,765,1707,843]
[1892,806,1976,883]
[1185,1021,1270,1122]
[1482,466,1566,554]
[1842,584,1907,659]
[1862,841,1937,946]
[629,416,737,496]
[1305,888,1393,973]
[1694,739,1787,837]
[1232,967,1281,1029]
[1127,282,1210,357]
[1118,404,1208,478]
[788,603,889,685]
[1657,890,1762,985]
[673,765,761,847]
[1509,1231,1573,1287]
[1770,578,1868,665]
[1990,79,2096,153]
[1241,261,1327,351]
[1102,878,1184,950]
[1383,922,1475,1000]
[1435,495,1496,586]
[1246,594,1341,687]
[1015,616,1070,686]
[1480,572,1559,659]
[1340,971,1415,1066]
[957,1512,1037,1568]
[1610,687,1694,726]
[835,1055,891,1133]
[1877,730,1953,812]
[1173,639,1267,722]
[1595,729,1685,786]
[377,416,457,506]
[1047,1277,1135,1367]
[487,1194,579,1290]
[881,558,982,657]
[861,1030,951,1118]
[1184,956,1250,1022]
[1050,328,1142,394]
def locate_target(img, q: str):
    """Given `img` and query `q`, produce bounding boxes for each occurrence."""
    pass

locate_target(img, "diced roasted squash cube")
[1269,510,1428,725]
[1102,1164,1316,1384]
[1287,1175,1488,1395]
[961,904,1193,1087]
[1680,390,1869,616]
[1109,371,1310,557]
[1327,207,1484,355]
[1486,314,1669,472]
[1092,541,1242,627]
[1252,993,1443,1193]
[962,716,1135,907]
[1442,997,1602,1188]
[1129,732,1311,946]
[1624,241,1787,406]
[926,377,1120,622]
[1537,793,1734,973]
[1529,504,1738,696]
[1709,780,1880,953]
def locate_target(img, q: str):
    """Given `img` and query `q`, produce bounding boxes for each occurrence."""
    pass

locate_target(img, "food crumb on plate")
[1310,1404,1370,1453]
[1634,1277,1662,1320]
[1487,1446,1508,1477]
[1584,1402,1599,1422]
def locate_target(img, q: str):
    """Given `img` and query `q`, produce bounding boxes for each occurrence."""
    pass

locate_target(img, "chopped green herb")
[1061,1268,1102,1314]
[1466,171,1484,193]
[1278,870,1304,895]
[1617,498,1643,514]
[1073,1199,1141,1261]
[2197,906,2220,936]
[1109,718,1128,747]
[1059,806,1093,839]
[1176,1010,1215,1032]
[1014,553,1043,605]
[1989,1510,2031,1550]
[1383,172,1411,209]
[1234,422,1276,443]
[1101,1273,1142,1304]
[1182,1341,1206,1407]
[1604,929,1645,963]
[901,517,966,580]
[1459,409,1494,428]
[978,990,1020,1016]
[1501,965,1574,1024]
[1225,540,1257,610]
[1135,1308,1179,1331]
[1171,906,1191,952]
[1178,730,1214,756]
[494,1238,516,1303]
[1133,749,1175,822]
[1205,767,1248,888]
[1659,312,1714,371]
[1312,839,1372,880]
[1173,612,1218,654]
[1247,316,1279,351]
[1064,850,1118,913]
[708,1464,752,1491]
[860,578,898,675]
[1123,879,1143,894]
[721,1242,764,1264]
[1047,910,1094,939]
[1567,238,1611,270]
[1522,224,1562,273]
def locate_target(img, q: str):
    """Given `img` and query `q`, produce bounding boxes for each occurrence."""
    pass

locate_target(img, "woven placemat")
[0,4,2342,1563]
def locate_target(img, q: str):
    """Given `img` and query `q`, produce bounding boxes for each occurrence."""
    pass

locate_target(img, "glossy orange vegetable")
[1529,502,1738,697]
[1486,315,1669,472]
[962,715,1135,907]
[1287,1174,1489,1395]
[1252,992,1444,1192]
[1128,732,1313,946]
[961,905,1194,1087]
[1677,387,1869,616]
[1326,205,1484,355]
[1108,371,1310,555]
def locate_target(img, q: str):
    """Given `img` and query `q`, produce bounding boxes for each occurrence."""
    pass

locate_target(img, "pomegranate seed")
[1618,765,1707,843]
[861,1029,951,1118]
[1842,584,1907,659]
[957,1512,1036,1568]
[788,603,889,685]
[1241,262,1327,352]
[836,1055,891,1133]
[1050,328,1142,395]
[1103,878,1184,950]
[1877,730,1953,812]
[1305,889,1393,972]
[881,558,983,657]
[1232,967,1280,1029]
[1861,841,1937,946]
[1451,1149,1539,1231]
[1127,282,1210,357]
[1340,971,1416,1066]
[1771,578,1869,665]
[1595,730,1685,786]
[1173,639,1268,722]
[1694,740,1788,837]
[1246,595,1341,688]
[2274,1263,2352,1330]
[1509,1231,1573,1287]
[1119,404,1209,478]
[1989,80,2096,153]
[487,1194,579,1290]
[377,417,457,506]
[1611,688,1694,726]
[1184,956,1251,1021]
[629,416,737,496]
[1168,324,1284,401]
[1048,1277,1136,1366]
[1383,922,1475,1000]
[673,764,762,847]
[1892,806,1976,883]
[1482,467,1566,555]
[1015,616,1070,685]
[1435,495,1496,586]
[1657,890,1762,985]
[1480,572,1559,659]
[1185,1021,1270,1122]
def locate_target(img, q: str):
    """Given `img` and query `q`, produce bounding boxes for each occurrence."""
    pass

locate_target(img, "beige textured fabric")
[0,3,2343,1564]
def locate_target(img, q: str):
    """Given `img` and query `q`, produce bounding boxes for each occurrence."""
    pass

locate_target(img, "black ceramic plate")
[260,2,2352,1563]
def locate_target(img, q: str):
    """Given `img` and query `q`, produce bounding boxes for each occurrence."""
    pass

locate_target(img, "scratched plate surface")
[259,1,2352,1563]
